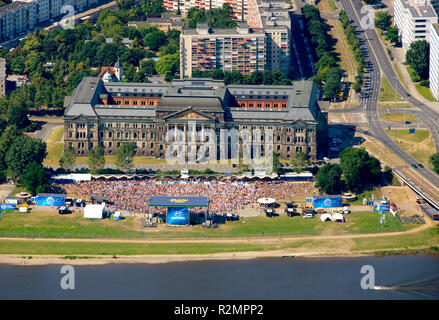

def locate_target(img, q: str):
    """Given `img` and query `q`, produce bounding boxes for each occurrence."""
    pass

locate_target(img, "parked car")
[303,212,314,219]
[224,213,239,221]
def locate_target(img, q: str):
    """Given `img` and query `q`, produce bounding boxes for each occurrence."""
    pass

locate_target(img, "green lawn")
[46,126,64,143]
[43,126,64,167]
[43,143,64,167]
[0,208,407,240]
[379,113,418,123]
[0,224,435,256]
[0,239,277,255]
[415,84,435,102]
[386,129,434,167]
[379,77,402,102]
[406,65,420,82]
[328,0,337,11]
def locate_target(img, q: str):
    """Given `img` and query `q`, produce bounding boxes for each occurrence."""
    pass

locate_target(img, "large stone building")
[64,77,328,162]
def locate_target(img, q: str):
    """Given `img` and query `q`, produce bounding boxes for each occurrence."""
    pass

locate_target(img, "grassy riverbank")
[0,209,407,239]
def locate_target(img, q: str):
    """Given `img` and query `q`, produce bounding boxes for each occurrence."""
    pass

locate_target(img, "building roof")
[65,77,321,123]
[0,1,33,15]
[398,0,437,18]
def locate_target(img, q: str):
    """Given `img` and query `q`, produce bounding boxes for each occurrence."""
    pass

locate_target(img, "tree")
[272,152,280,173]
[144,30,166,51]
[291,151,309,168]
[5,135,47,181]
[116,142,136,172]
[0,125,21,170]
[315,163,344,194]
[323,67,343,100]
[21,162,48,195]
[59,145,76,170]
[430,153,439,174]
[155,53,179,81]
[7,99,31,129]
[406,40,430,80]
[386,26,400,45]
[339,147,382,193]
[374,11,391,31]
[88,146,105,173]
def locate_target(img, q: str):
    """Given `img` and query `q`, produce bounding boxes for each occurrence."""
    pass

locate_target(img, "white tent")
[258,198,276,205]
[320,213,333,222]
[84,203,106,219]
[332,213,345,222]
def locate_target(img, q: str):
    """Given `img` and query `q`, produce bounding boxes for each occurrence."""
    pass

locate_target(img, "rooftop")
[65,78,321,123]
[398,0,437,18]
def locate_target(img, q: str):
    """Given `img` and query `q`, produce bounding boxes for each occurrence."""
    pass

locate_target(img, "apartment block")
[180,22,266,77]
[394,0,438,49]
[0,0,102,41]
[179,0,291,77]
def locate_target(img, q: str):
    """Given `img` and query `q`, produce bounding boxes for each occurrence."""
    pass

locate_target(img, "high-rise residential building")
[252,0,291,76]
[180,22,266,77]
[429,23,439,100]
[394,0,438,49]
[179,0,291,77]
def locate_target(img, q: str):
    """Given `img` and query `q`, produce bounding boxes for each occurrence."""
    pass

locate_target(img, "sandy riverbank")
[0,250,371,266]
[2,245,437,266]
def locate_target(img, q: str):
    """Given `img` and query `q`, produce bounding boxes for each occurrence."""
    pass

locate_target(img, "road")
[289,1,315,80]
[340,0,439,208]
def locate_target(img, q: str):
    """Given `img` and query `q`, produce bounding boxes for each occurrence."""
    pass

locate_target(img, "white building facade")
[429,23,439,100]
[394,0,438,49]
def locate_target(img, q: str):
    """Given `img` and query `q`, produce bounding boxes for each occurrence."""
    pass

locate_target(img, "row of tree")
[61,143,137,173]
[374,11,399,46]
[339,10,365,93]
[191,69,292,86]
[184,4,237,29]
[302,5,342,100]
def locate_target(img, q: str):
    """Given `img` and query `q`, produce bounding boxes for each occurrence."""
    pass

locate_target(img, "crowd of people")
[60,179,315,215]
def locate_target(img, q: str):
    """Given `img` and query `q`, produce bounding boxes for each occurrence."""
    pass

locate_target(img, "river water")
[0,255,438,299]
